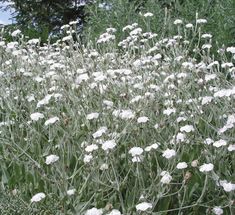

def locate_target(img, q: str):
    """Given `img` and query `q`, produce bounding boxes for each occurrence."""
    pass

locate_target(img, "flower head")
[67,189,76,196]
[174,19,183,25]
[143,12,153,17]
[86,112,99,120]
[44,117,59,126]
[85,144,98,153]
[137,116,149,123]
[213,139,227,148]
[107,209,121,215]
[176,162,188,169]
[30,112,44,121]
[160,171,172,184]
[199,163,214,172]
[180,125,194,133]
[212,207,223,215]
[162,149,176,159]
[136,202,152,211]
[11,29,21,37]
[30,192,46,203]
[129,147,143,157]
[102,140,116,151]
[196,19,207,24]
[84,154,93,163]
[221,181,235,192]
[45,154,59,165]
[85,207,103,215]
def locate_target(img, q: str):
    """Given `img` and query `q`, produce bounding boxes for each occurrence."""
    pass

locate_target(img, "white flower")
[76,73,89,84]
[136,202,152,211]
[62,35,73,42]
[69,20,78,25]
[176,162,188,169]
[84,154,93,163]
[185,23,193,28]
[205,74,217,82]
[203,42,212,49]
[218,114,235,134]
[137,116,149,123]
[212,207,223,215]
[85,144,98,153]
[202,44,211,50]
[145,143,159,152]
[67,189,76,196]
[174,19,183,25]
[37,94,52,108]
[119,109,135,120]
[107,209,121,215]
[130,28,142,36]
[221,63,233,68]
[11,29,21,37]
[176,116,187,122]
[86,112,99,120]
[129,147,144,157]
[154,123,159,129]
[98,2,112,10]
[92,126,107,138]
[226,47,235,54]
[228,144,235,151]
[85,207,103,215]
[106,27,116,33]
[162,149,176,159]
[163,108,176,116]
[102,140,116,151]
[103,100,113,108]
[199,163,214,172]
[143,12,153,17]
[45,154,59,165]
[214,88,235,97]
[204,138,214,145]
[182,62,194,69]
[160,171,172,184]
[44,117,59,126]
[30,192,46,203]
[180,125,194,133]
[201,96,213,105]
[176,132,186,143]
[122,25,134,31]
[27,39,40,45]
[30,112,44,121]
[201,33,212,39]
[221,182,235,192]
[196,19,207,24]
[100,163,108,170]
[26,94,35,102]
[132,155,143,163]
[61,24,70,30]
[213,139,227,148]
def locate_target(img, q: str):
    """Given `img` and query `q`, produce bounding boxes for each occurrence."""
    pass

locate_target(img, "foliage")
[0,0,91,42]
[0,16,235,214]
[84,0,235,48]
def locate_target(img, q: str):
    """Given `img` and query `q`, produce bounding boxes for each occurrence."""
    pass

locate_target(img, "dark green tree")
[0,0,91,41]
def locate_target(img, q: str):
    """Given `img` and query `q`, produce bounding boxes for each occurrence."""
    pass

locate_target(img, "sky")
[0,2,14,25]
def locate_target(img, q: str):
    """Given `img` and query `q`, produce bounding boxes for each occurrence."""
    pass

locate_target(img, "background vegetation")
[1,0,235,48]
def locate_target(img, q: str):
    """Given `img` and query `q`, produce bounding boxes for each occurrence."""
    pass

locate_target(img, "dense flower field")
[0,15,235,214]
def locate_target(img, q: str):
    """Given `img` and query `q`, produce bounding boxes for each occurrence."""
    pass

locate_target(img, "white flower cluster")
[129,147,144,163]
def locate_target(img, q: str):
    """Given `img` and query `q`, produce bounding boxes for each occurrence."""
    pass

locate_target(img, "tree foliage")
[0,0,91,41]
